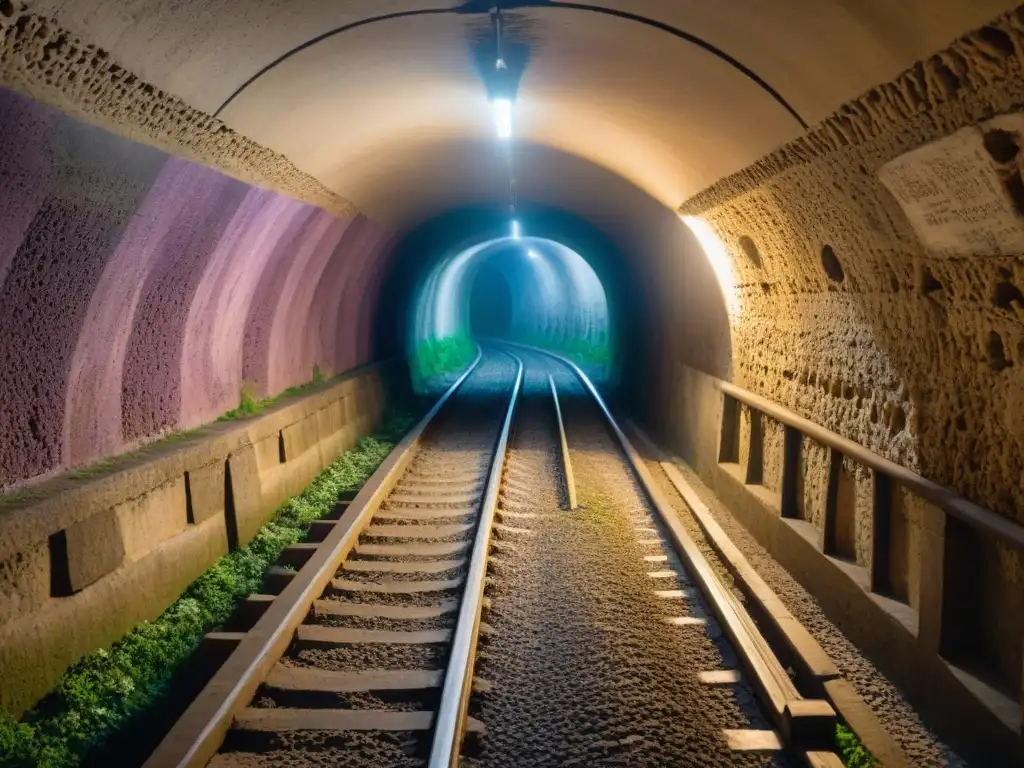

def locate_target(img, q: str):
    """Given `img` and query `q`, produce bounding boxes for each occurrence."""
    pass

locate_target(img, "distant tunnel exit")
[408,232,612,392]
[469,263,513,339]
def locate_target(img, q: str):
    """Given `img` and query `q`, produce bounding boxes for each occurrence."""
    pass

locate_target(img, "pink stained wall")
[0,86,394,489]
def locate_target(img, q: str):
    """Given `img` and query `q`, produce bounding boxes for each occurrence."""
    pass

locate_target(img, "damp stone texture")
[677,8,1024,525]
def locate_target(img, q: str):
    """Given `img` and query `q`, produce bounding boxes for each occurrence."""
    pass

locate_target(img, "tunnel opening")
[377,204,631,397]
[407,234,613,394]
[468,261,513,339]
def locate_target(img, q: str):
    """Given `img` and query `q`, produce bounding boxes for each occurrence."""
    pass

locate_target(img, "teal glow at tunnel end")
[409,235,613,391]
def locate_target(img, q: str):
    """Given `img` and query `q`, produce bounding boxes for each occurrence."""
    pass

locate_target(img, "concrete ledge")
[0,360,397,716]
[0,515,228,717]
[0,361,392,563]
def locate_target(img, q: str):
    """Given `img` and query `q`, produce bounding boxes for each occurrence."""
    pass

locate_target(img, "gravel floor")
[472,355,791,768]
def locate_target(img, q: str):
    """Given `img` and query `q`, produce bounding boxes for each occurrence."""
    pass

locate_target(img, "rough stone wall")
[0,85,393,490]
[678,6,1024,529]
[0,2,355,216]
[671,4,1024,708]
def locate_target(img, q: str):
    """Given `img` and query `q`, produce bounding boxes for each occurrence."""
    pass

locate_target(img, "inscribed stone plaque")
[879,123,1024,256]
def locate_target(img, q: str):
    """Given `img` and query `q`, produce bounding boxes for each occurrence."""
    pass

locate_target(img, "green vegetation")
[67,458,117,480]
[836,723,879,768]
[411,333,477,389]
[218,364,331,422]
[0,411,414,768]
[513,329,612,368]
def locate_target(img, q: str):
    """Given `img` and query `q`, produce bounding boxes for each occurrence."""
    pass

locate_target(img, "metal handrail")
[428,352,524,767]
[714,379,1024,550]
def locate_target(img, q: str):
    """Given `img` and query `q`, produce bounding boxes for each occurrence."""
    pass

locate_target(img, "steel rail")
[428,352,525,768]
[507,343,842,763]
[144,349,485,768]
[548,373,578,510]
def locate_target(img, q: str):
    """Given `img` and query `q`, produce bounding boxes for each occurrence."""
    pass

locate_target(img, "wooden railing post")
[916,503,946,654]
[781,425,801,518]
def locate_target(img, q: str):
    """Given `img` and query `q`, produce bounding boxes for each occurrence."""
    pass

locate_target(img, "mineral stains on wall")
[0,86,393,490]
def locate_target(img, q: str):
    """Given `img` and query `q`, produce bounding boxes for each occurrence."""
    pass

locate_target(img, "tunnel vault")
[2,0,1024,760]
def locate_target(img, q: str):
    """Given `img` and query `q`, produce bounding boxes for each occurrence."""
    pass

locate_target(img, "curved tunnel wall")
[0,86,393,490]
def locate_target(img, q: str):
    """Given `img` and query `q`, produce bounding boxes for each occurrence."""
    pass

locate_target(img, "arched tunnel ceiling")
[28,0,1017,229]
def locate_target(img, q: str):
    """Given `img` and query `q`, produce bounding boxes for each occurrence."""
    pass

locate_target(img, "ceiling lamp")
[492,97,513,139]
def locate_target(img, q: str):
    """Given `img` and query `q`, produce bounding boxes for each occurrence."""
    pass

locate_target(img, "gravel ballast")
[472,357,791,767]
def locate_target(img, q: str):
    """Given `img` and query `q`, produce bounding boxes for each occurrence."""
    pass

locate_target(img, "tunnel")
[1,1,1024,766]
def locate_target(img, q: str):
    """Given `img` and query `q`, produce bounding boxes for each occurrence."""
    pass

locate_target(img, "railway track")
[146,347,848,768]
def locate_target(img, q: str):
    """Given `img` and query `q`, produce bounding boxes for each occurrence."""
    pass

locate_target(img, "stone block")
[316,401,345,462]
[0,515,227,716]
[254,432,282,471]
[783,698,835,750]
[228,442,268,547]
[282,414,320,463]
[316,400,342,439]
[62,508,125,593]
[187,461,225,525]
[344,391,358,422]
[114,476,188,561]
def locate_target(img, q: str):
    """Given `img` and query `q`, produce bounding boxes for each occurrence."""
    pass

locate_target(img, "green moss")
[410,333,476,389]
[218,365,333,423]
[217,381,264,421]
[836,723,880,767]
[66,459,117,480]
[512,330,612,368]
[0,411,414,768]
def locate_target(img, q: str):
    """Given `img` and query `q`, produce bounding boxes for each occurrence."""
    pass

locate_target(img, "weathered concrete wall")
[0,362,392,716]
[0,85,394,490]
[656,5,1024,761]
